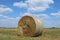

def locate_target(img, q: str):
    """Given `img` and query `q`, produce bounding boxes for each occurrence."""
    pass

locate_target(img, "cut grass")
[0,28,60,40]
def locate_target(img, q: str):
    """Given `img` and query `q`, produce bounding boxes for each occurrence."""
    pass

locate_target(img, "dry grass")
[0,28,60,40]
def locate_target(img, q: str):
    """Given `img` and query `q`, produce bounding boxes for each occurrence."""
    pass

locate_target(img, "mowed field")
[0,28,60,40]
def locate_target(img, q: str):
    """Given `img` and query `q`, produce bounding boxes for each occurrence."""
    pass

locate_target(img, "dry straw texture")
[17,15,43,37]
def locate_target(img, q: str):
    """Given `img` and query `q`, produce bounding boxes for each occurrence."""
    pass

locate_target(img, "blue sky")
[0,0,60,28]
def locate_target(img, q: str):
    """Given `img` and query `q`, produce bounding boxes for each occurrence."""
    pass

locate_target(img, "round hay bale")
[17,15,43,37]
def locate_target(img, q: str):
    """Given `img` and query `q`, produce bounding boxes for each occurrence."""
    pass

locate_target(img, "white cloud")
[0,14,9,19]
[0,14,20,20]
[0,16,20,27]
[22,13,50,19]
[13,0,54,12]
[0,4,12,13]
[13,2,27,8]
[51,11,60,17]
[23,13,32,16]
[26,0,54,12]
[38,14,49,18]
[0,4,7,7]
[13,0,54,19]
[3,16,8,18]
[0,15,3,16]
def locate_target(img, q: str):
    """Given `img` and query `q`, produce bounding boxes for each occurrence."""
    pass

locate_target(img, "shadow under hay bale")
[17,15,44,37]
[32,31,43,37]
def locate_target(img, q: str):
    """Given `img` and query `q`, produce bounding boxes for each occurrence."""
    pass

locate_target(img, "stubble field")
[0,28,60,40]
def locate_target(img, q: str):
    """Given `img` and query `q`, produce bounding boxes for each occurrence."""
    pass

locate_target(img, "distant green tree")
[52,27,56,29]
